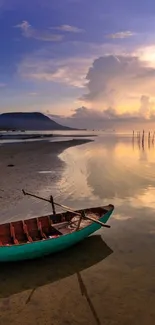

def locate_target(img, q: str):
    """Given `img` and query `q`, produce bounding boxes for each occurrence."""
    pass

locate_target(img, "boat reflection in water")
[0,235,113,299]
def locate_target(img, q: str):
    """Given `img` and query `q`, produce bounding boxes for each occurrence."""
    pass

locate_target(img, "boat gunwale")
[0,204,114,248]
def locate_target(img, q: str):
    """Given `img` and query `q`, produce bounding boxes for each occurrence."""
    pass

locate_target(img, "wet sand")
[0,139,91,221]
[1,137,155,324]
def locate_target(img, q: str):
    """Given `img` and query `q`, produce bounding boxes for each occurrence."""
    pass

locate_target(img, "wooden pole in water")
[137,131,140,144]
[148,131,151,144]
[142,130,144,146]
[142,130,144,138]
[132,130,135,149]
[152,132,155,144]
[148,131,151,149]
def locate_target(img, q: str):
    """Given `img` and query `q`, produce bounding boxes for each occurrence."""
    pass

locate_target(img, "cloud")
[136,46,155,68]
[0,83,6,87]
[18,56,93,88]
[139,95,155,118]
[82,55,155,114]
[49,113,65,118]
[28,92,38,96]
[107,31,134,39]
[49,106,147,130]
[71,106,141,121]
[50,24,84,33]
[49,98,155,130]
[17,41,131,88]
[17,41,155,125]
[14,20,63,42]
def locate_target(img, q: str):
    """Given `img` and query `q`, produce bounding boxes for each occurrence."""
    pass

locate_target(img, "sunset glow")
[0,0,155,129]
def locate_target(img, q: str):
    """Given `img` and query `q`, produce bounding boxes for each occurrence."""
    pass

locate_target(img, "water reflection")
[0,235,113,299]
[77,272,101,325]
[1,136,155,325]
[132,135,155,152]
[58,136,155,211]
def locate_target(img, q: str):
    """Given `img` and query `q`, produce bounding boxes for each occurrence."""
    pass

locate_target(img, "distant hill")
[0,112,75,131]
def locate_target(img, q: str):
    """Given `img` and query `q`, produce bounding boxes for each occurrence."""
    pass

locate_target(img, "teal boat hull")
[0,206,114,262]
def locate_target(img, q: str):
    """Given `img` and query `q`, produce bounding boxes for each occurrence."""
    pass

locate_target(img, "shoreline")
[0,133,97,140]
[0,138,92,222]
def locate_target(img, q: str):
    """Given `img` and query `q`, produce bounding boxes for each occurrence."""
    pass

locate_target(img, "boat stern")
[103,204,114,212]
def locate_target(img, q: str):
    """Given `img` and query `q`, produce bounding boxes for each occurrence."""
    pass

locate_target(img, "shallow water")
[1,135,155,325]
[51,135,155,210]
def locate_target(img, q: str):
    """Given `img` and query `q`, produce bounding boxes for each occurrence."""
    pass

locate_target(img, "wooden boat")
[0,194,114,262]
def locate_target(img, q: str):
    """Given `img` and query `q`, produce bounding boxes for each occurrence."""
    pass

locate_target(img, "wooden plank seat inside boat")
[51,213,73,234]
[0,206,112,246]
[23,217,62,242]
[0,217,66,246]
[38,216,62,238]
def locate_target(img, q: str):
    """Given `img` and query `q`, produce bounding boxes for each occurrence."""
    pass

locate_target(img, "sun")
[137,46,155,67]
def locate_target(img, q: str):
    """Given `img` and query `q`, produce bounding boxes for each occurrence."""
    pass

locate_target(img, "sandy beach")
[0,139,91,221]
[0,136,155,324]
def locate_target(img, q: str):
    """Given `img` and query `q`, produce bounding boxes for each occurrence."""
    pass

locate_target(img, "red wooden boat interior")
[0,207,108,246]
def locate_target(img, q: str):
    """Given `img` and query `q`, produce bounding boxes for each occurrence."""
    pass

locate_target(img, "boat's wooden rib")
[0,204,114,262]
[36,218,47,239]
[10,223,19,245]
[22,220,33,242]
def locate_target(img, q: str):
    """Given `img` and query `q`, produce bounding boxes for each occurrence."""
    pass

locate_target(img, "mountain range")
[0,112,75,131]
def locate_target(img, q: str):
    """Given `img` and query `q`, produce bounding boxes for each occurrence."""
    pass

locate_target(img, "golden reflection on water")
[58,136,155,213]
[1,136,155,324]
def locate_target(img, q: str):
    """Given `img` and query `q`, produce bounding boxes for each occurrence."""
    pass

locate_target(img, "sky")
[1,0,155,129]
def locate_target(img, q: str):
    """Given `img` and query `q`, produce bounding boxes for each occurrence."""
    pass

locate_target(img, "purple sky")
[0,0,155,128]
